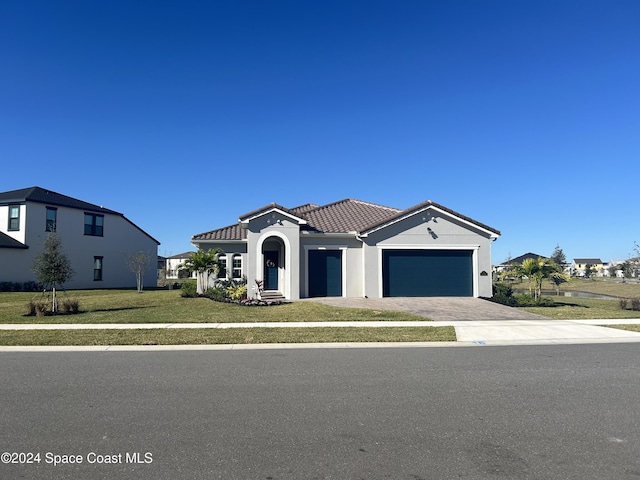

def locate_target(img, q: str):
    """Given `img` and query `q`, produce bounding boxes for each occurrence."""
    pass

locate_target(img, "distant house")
[572,258,605,277]
[192,198,500,300]
[165,252,197,279]
[493,252,545,272]
[0,187,160,289]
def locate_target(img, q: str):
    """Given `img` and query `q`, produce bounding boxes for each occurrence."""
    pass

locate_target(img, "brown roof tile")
[302,199,400,233]
[192,198,500,241]
[192,224,246,241]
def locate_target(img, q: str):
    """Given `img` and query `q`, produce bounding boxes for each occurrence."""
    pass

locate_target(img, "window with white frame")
[232,254,242,279]
[218,255,227,279]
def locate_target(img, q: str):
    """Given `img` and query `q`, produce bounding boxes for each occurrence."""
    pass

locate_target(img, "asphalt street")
[1,345,640,480]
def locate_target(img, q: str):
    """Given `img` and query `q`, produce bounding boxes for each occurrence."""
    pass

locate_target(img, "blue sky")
[1,1,639,263]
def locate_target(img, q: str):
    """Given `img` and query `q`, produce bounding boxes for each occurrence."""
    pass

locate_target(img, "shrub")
[619,298,629,310]
[60,297,80,314]
[34,300,50,317]
[180,279,198,298]
[227,284,248,301]
[489,283,517,306]
[631,298,640,311]
[26,300,38,316]
[204,286,227,302]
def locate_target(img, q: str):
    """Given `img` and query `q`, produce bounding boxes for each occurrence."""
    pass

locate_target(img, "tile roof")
[191,198,500,241]
[302,199,401,233]
[192,223,247,241]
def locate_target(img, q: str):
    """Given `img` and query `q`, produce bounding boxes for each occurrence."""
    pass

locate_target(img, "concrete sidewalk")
[1,319,640,348]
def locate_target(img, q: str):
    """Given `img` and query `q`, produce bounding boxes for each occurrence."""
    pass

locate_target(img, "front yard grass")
[0,326,456,346]
[519,297,640,320]
[0,289,427,324]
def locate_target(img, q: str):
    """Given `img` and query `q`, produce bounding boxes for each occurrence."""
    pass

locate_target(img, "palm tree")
[180,248,223,294]
[517,257,562,300]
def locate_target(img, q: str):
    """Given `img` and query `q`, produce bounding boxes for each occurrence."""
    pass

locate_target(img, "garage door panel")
[383,250,472,297]
[308,250,342,297]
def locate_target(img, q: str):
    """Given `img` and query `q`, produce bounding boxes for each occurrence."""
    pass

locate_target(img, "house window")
[84,213,104,236]
[8,205,20,231]
[218,256,227,279]
[93,256,103,281]
[46,207,57,232]
[232,254,242,279]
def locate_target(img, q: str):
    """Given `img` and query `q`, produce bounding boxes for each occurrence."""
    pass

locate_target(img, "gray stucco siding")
[299,236,363,298]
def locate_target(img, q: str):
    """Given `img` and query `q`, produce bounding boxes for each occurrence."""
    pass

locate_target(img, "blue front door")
[264,251,279,290]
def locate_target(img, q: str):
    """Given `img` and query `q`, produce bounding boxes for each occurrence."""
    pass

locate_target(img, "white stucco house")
[191,198,500,300]
[164,252,197,279]
[0,187,160,289]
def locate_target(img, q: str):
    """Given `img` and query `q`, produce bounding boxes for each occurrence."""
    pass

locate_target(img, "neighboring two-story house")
[192,198,500,300]
[0,187,160,289]
[572,258,605,277]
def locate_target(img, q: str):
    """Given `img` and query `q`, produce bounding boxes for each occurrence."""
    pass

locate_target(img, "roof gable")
[360,200,501,237]
[239,202,308,226]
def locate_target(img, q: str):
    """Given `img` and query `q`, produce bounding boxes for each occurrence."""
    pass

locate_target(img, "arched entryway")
[257,234,288,299]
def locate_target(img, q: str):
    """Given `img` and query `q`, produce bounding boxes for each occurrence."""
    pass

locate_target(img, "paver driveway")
[304,296,549,322]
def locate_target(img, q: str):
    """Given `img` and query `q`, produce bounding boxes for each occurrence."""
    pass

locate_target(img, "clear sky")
[1,1,638,264]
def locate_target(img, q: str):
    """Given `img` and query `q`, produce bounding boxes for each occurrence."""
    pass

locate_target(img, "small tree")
[32,233,75,313]
[550,245,566,267]
[549,271,569,295]
[179,248,222,294]
[127,251,152,293]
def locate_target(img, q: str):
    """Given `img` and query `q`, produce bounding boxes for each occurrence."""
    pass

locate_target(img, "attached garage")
[308,250,343,297]
[382,249,473,297]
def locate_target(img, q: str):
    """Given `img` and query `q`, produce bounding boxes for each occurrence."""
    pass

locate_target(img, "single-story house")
[192,198,500,300]
[0,186,160,289]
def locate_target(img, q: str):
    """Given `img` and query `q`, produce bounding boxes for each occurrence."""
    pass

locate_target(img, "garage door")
[308,250,342,297]
[382,250,473,297]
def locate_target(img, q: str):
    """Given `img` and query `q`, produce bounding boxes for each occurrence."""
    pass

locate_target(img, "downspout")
[355,233,366,298]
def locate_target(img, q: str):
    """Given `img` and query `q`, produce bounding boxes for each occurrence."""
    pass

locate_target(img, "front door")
[264,251,279,290]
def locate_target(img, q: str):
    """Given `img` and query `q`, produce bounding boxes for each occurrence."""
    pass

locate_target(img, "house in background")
[165,252,197,279]
[0,187,160,289]
[572,258,605,277]
[493,252,546,270]
[192,198,500,300]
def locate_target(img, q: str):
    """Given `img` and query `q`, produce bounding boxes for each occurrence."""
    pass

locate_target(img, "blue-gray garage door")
[382,250,473,297]
[308,250,342,297]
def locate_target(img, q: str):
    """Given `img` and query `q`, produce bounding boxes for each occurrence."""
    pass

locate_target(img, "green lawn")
[512,277,640,298]
[513,278,640,320]
[0,326,456,346]
[519,297,640,320]
[0,289,428,324]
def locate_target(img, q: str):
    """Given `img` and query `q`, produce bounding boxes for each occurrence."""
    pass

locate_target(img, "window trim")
[93,256,103,281]
[232,254,242,279]
[46,207,57,232]
[8,205,20,231]
[217,256,227,279]
[84,213,104,236]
